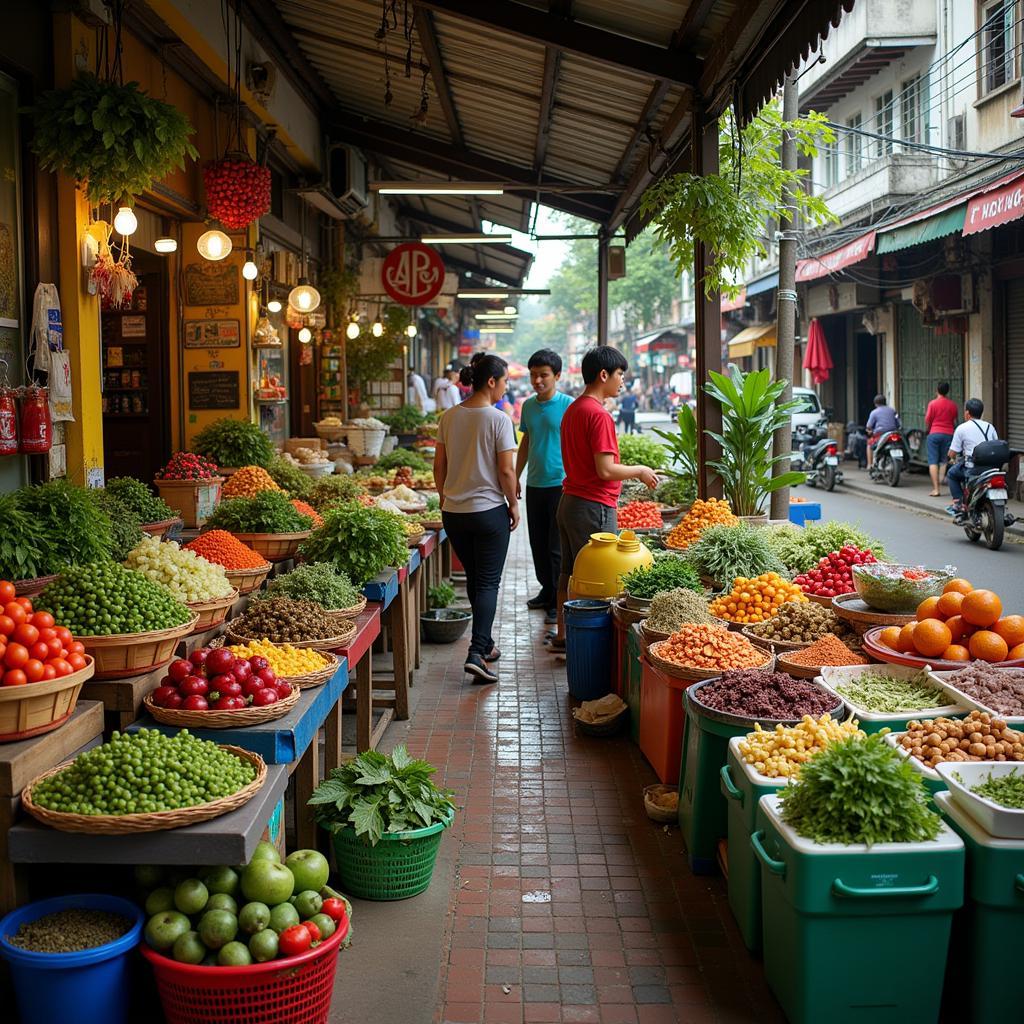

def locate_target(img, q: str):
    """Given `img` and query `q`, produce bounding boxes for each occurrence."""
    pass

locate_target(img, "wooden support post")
[293,739,319,851]
[597,229,609,346]
[356,651,372,753]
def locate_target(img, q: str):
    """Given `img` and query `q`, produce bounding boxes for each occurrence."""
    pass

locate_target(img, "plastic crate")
[788,502,821,526]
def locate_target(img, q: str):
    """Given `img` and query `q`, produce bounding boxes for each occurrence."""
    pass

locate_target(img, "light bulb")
[113,206,138,236]
[406,323,417,338]
[298,326,312,343]
[346,321,360,339]
[154,237,177,253]
[371,320,384,338]
[242,259,258,280]
[197,229,232,261]
[503,305,517,315]
[267,299,282,313]
[288,280,321,313]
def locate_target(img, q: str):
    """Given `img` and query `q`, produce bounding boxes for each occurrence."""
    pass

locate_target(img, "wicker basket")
[406,529,426,547]
[80,616,200,679]
[186,590,239,634]
[224,562,273,595]
[143,683,300,727]
[775,652,864,680]
[210,638,344,686]
[226,620,355,652]
[740,626,808,653]
[314,421,347,443]
[325,595,367,623]
[231,531,311,562]
[141,517,180,539]
[345,424,387,458]
[418,518,444,531]
[640,620,672,645]
[13,574,58,598]
[646,639,774,682]
[0,658,95,743]
[572,705,628,737]
[644,784,679,823]
[153,478,224,529]
[21,745,267,834]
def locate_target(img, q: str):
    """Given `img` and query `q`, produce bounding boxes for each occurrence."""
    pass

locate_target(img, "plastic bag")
[48,348,74,423]
[28,283,62,375]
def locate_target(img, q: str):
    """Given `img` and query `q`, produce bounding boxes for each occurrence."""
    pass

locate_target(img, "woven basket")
[325,595,367,623]
[314,421,347,443]
[186,590,239,634]
[225,619,355,652]
[572,705,628,737]
[646,639,774,682]
[21,745,267,834]
[740,626,808,653]
[143,683,300,727]
[13,574,58,598]
[153,478,224,529]
[141,517,180,539]
[0,658,95,743]
[80,616,200,679]
[210,638,343,688]
[406,530,426,547]
[640,620,672,646]
[644,784,679,823]
[329,811,453,900]
[231,532,311,562]
[224,562,273,595]
[776,652,865,680]
[345,425,386,458]
[418,518,444,531]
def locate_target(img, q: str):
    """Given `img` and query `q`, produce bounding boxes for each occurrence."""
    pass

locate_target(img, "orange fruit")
[943,578,974,595]
[916,596,942,621]
[962,589,1003,628]
[1009,643,1024,661]
[896,622,919,653]
[941,644,970,662]
[944,615,975,643]
[913,619,953,658]
[969,630,1009,663]
[993,615,1024,648]
[936,591,965,619]
[878,626,902,650]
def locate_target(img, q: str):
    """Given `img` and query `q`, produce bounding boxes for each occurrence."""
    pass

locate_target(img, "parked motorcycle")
[793,422,844,492]
[868,429,910,487]
[954,439,1016,550]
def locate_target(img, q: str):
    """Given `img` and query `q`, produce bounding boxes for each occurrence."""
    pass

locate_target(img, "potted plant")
[154,452,224,528]
[704,367,804,521]
[191,418,275,473]
[310,745,456,900]
[382,404,427,446]
[652,404,698,514]
[204,491,314,561]
[421,581,470,643]
[298,502,408,586]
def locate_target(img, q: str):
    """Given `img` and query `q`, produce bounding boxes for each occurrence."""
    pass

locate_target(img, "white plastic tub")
[934,761,1024,839]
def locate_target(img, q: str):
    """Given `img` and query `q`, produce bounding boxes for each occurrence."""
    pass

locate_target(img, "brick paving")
[400,523,785,1024]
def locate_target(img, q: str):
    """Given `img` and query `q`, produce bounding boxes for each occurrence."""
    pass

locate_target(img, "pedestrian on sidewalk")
[434,355,520,684]
[548,347,659,653]
[516,349,573,625]
[925,381,958,497]
[433,362,462,412]
[865,394,900,470]
[946,397,999,516]
[618,385,640,434]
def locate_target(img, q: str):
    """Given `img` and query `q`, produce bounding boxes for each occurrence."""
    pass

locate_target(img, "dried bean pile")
[945,664,1024,717]
[748,601,859,647]
[899,710,1024,768]
[230,596,333,643]
[10,909,132,952]
[695,669,839,720]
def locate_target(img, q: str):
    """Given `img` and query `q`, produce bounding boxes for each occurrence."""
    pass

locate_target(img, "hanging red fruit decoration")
[202,154,271,231]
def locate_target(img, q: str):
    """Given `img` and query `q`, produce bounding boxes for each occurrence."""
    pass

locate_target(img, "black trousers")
[525,485,562,604]
[442,504,511,656]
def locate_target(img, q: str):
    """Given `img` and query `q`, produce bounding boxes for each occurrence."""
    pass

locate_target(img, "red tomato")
[42,664,57,680]
[4,643,29,669]
[37,627,55,643]
[278,925,311,957]
[50,659,73,678]
[301,920,321,942]
[3,669,27,687]
[67,653,87,671]
[13,623,38,647]
[54,626,72,646]
[4,603,26,626]
[29,642,49,661]
[321,898,346,922]
[15,597,32,613]
[0,581,15,603]
[45,636,62,657]
[0,616,16,638]
[30,611,54,630]
[68,641,85,655]
[23,659,44,682]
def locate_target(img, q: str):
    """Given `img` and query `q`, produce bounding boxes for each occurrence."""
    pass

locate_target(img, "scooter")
[954,440,1016,550]
[868,429,909,487]
[793,423,844,491]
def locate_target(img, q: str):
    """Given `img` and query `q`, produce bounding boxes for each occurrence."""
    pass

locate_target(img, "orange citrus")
[962,590,1003,628]
[993,615,1024,648]
[896,622,919,654]
[941,644,970,662]
[913,619,953,658]
[943,578,974,595]
[969,630,1009,663]
[936,591,965,620]
[944,615,973,643]
[1009,643,1024,661]
[916,596,942,621]
[878,626,902,650]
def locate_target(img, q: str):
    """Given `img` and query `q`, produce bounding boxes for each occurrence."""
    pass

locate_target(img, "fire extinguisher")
[19,385,52,454]
[0,358,17,456]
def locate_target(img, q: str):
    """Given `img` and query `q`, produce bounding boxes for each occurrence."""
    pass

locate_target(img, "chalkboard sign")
[184,263,239,306]
[188,371,239,410]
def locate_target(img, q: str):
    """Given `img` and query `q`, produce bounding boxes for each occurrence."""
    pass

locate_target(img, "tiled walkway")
[396,523,784,1024]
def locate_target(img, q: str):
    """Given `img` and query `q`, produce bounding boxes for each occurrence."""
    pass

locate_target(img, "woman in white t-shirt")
[434,355,519,683]
[433,364,462,411]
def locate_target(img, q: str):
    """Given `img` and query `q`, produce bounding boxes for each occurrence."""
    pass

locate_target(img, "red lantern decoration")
[202,155,271,231]
[0,385,18,455]
[19,386,52,454]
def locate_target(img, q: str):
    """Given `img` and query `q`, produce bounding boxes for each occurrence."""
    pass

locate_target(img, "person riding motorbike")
[865,394,900,470]
[946,397,999,518]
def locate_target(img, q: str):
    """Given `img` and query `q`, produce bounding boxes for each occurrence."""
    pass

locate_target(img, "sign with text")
[964,173,1024,236]
[381,242,445,305]
[796,231,876,283]
[184,319,241,349]
[188,370,239,410]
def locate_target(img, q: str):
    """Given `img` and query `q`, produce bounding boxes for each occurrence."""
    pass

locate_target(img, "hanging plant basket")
[203,154,271,231]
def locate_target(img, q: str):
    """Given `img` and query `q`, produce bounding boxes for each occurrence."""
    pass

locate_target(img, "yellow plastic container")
[569,530,654,599]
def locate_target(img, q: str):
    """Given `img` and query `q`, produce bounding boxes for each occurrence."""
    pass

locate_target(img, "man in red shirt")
[548,347,658,652]
[924,381,958,497]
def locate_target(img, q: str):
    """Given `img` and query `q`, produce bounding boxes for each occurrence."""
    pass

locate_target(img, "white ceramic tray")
[816,664,965,724]
[934,761,1024,839]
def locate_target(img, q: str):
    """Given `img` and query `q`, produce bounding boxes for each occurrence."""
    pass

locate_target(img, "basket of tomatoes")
[0,579,95,742]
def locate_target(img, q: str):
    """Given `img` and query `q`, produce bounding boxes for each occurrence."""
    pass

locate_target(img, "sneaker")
[526,593,550,610]
[945,504,961,517]
[544,608,558,624]
[464,654,498,684]
[483,646,501,663]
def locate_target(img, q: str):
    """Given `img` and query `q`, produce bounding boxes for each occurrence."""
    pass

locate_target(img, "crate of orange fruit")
[863,578,1024,670]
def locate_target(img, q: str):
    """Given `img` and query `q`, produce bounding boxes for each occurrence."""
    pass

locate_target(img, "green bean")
[970,768,1024,808]
[834,672,946,713]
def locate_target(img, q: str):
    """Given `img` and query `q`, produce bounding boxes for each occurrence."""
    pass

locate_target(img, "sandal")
[546,637,566,652]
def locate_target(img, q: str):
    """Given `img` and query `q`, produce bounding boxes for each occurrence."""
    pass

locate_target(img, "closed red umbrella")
[802,317,833,384]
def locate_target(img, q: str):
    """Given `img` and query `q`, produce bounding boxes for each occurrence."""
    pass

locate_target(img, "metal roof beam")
[611,81,671,183]
[672,0,717,49]
[442,255,526,287]
[699,0,778,108]
[412,0,697,87]
[534,47,561,175]
[413,9,465,148]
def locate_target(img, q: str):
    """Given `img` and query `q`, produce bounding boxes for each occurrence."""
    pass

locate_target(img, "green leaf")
[351,795,385,845]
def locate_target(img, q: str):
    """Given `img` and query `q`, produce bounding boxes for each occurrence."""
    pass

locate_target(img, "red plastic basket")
[140,914,348,1024]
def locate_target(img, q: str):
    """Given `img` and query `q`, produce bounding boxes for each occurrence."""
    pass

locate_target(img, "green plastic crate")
[936,791,1024,1024]
[754,794,964,1024]
[720,737,787,951]
[625,625,643,745]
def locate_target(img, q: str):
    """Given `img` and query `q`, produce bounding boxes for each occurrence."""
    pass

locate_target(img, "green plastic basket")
[329,812,453,901]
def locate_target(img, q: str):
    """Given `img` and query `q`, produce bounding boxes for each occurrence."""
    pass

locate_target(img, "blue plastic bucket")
[0,894,144,1024]
[564,599,613,700]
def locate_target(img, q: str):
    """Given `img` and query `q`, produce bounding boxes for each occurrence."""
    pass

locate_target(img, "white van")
[791,386,825,432]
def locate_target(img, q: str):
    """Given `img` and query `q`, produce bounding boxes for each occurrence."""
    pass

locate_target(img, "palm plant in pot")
[421,581,470,643]
[704,367,804,521]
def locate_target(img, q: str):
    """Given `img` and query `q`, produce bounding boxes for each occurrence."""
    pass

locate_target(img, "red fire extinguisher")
[19,385,52,454]
[0,385,18,455]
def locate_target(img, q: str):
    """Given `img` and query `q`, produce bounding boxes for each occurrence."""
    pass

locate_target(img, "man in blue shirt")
[865,393,900,470]
[516,349,573,622]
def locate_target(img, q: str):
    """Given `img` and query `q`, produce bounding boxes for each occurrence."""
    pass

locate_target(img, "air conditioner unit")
[328,145,368,217]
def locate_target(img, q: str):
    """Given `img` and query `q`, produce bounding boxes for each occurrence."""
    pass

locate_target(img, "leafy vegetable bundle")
[621,556,701,599]
[205,491,313,534]
[299,502,408,585]
[685,523,785,586]
[191,418,275,469]
[764,521,888,574]
[617,434,667,470]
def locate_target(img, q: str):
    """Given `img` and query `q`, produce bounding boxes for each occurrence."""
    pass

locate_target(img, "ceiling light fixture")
[406,323,418,338]
[421,233,513,245]
[346,320,360,339]
[298,326,312,343]
[242,252,259,280]
[482,326,515,333]
[287,198,321,312]
[267,298,282,313]
[457,291,509,300]
[503,305,517,315]
[371,181,504,195]
[475,312,519,319]
[113,206,138,236]
[154,237,178,254]
[197,229,232,261]
[371,319,384,338]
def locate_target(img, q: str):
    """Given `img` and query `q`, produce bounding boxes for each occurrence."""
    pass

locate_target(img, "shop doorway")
[855,332,878,426]
[101,250,170,483]
[896,302,964,435]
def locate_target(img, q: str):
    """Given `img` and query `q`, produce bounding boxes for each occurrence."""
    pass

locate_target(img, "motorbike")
[868,428,910,487]
[792,422,844,492]
[954,440,1016,550]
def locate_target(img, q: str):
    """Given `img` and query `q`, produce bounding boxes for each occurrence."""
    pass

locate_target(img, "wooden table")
[413,532,439,671]
[362,567,411,733]
[337,605,382,753]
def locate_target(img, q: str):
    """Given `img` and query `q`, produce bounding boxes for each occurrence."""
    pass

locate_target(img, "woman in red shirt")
[925,381,958,497]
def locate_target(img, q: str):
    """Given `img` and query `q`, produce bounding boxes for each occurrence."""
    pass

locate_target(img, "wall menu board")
[184,319,241,348]
[188,371,240,410]
[184,262,239,306]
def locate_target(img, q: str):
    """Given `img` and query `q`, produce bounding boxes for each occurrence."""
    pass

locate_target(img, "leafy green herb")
[617,434,667,470]
[969,768,1024,809]
[763,521,888,574]
[654,475,695,507]
[20,481,114,571]
[376,448,430,471]
[0,492,49,580]
[104,478,176,524]
[425,494,441,513]
[306,475,365,512]
[94,491,145,562]
[428,581,456,609]
[685,524,785,587]
[381,404,428,434]
[652,403,698,484]
[259,562,360,610]
[309,745,456,846]
[265,455,313,498]
[299,502,408,586]
[621,557,701,599]
[779,733,942,845]
[192,418,275,469]
[205,491,312,534]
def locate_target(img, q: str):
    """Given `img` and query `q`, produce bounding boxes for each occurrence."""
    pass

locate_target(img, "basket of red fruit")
[143,645,299,728]
[793,544,878,606]
[154,452,225,529]
[616,501,664,532]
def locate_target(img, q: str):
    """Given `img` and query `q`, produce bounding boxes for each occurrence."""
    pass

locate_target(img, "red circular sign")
[381,243,446,306]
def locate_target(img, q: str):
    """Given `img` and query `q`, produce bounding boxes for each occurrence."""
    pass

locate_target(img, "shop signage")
[188,370,239,410]
[964,173,1024,236]
[381,243,445,305]
[184,319,241,349]
[795,231,876,283]
[121,315,146,338]
[184,262,239,306]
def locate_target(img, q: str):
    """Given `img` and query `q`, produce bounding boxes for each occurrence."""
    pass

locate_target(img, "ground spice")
[290,499,324,528]
[646,588,717,631]
[657,624,769,670]
[10,909,132,953]
[696,669,839,718]
[786,633,870,667]
[183,529,268,570]
[945,664,1024,716]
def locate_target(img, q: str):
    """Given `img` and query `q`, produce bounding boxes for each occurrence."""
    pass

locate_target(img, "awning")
[747,272,780,296]
[634,328,688,354]
[721,288,747,312]
[964,170,1024,236]
[876,204,966,254]
[796,231,876,282]
[727,323,777,358]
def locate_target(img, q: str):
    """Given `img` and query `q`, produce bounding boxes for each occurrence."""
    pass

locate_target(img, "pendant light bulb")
[288,279,321,313]
[113,206,138,236]
[267,299,282,313]
[405,323,417,338]
[242,257,259,281]
[154,237,177,254]
[503,305,517,315]
[346,320,360,340]
[197,229,232,261]
[298,326,312,343]
[371,320,384,338]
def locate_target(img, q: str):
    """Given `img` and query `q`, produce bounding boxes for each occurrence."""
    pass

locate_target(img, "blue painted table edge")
[362,567,399,607]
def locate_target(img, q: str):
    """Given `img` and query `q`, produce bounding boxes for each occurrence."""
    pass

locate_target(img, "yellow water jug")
[569,530,654,599]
